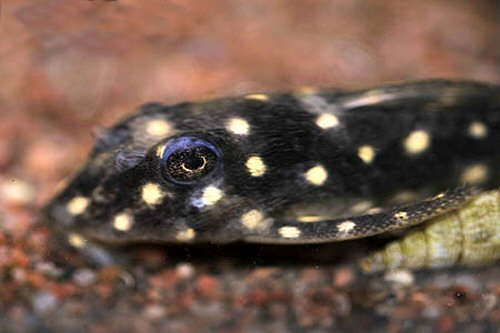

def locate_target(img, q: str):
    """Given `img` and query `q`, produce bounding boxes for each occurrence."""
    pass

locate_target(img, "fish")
[44,80,500,269]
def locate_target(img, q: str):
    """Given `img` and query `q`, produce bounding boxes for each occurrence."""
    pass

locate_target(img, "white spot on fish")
[192,185,224,208]
[67,196,89,216]
[175,228,196,242]
[337,220,356,233]
[394,211,409,221]
[245,155,267,177]
[357,145,376,164]
[141,183,165,206]
[226,118,250,136]
[305,164,328,186]
[460,163,489,185]
[468,121,488,139]
[241,209,271,231]
[278,226,302,239]
[297,215,325,223]
[404,130,430,155]
[316,113,339,129]
[145,119,172,137]
[113,212,134,232]
[68,233,86,248]
[245,94,269,101]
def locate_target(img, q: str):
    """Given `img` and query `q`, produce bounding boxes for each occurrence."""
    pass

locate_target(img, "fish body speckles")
[44,80,500,269]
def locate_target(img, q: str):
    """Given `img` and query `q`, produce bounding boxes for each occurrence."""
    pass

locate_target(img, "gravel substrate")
[1,1,499,332]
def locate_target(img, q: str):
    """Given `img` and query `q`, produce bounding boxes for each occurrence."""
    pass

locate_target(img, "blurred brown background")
[1,0,499,196]
[0,1,499,332]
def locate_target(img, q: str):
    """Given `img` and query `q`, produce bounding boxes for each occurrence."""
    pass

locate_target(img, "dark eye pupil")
[183,150,205,171]
[161,137,220,183]
[167,147,214,180]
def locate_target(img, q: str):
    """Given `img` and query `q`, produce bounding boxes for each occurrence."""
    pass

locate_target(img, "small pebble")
[119,270,136,287]
[333,267,355,288]
[35,261,63,279]
[333,294,351,315]
[32,291,58,316]
[72,268,97,287]
[422,304,441,319]
[176,263,195,279]
[1,178,36,206]
[384,269,415,287]
[11,268,26,282]
[142,304,166,320]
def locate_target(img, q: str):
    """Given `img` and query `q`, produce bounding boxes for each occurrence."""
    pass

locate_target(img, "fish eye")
[160,136,220,184]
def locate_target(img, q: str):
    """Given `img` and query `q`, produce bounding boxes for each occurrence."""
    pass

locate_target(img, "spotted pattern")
[141,183,165,206]
[460,163,489,185]
[304,164,328,186]
[66,196,89,216]
[278,226,302,239]
[241,209,270,231]
[176,228,196,242]
[245,155,267,177]
[226,118,250,135]
[196,185,224,207]
[357,145,376,164]
[245,94,269,101]
[297,215,325,223]
[315,113,339,129]
[145,119,172,137]
[404,130,431,155]
[43,80,499,268]
[468,121,488,139]
[68,233,86,248]
[337,220,356,233]
[113,212,134,232]
[394,211,409,221]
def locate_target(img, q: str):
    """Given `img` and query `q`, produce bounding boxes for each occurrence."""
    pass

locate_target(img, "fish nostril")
[94,126,131,153]
[115,149,147,172]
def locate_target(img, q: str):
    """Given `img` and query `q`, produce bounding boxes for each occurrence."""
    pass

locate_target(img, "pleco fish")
[44,80,500,270]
